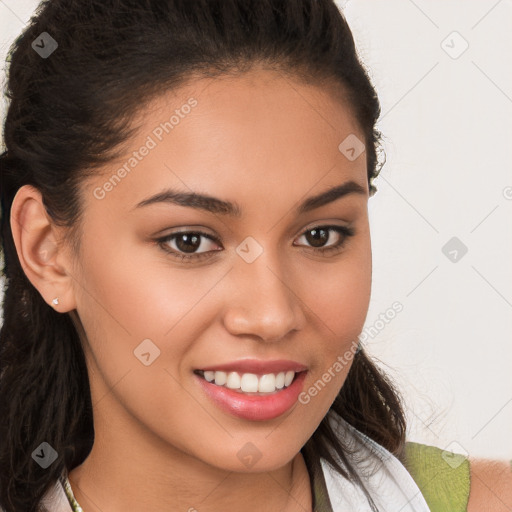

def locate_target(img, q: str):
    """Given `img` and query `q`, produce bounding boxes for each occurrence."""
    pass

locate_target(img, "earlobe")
[10,184,77,312]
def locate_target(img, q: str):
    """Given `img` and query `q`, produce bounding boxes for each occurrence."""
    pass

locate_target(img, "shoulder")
[402,442,512,512]
[467,458,512,512]
[401,441,470,512]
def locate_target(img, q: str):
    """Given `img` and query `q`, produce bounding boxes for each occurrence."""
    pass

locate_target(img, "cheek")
[74,232,211,341]
[298,236,371,408]
[301,234,372,345]
[72,239,207,445]
[71,234,198,401]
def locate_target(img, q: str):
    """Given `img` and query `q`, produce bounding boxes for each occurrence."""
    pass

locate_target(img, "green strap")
[60,473,83,512]
[402,442,470,512]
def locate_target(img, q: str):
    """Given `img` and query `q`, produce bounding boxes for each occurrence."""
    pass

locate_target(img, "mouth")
[193,368,309,421]
[193,369,305,396]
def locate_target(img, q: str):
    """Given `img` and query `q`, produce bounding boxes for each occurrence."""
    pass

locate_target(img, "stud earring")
[52,297,59,306]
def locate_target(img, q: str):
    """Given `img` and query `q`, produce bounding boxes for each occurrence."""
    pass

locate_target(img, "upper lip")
[197,359,308,375]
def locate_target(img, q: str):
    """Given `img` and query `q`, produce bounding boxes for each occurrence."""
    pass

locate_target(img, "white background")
[1,0,511,459]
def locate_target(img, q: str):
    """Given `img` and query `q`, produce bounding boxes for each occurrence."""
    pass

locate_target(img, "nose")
[221,253,306,343]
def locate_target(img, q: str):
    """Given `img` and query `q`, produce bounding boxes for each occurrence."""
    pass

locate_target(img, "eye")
[293,225,355,255]
[156,230,222,261]
[155,225,355,262]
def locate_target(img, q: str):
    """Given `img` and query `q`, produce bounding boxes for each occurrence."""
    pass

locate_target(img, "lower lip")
[195,371,308,421]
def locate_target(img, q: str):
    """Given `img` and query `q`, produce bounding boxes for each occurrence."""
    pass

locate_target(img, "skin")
[11,67,372,511]
[468,459,512,511]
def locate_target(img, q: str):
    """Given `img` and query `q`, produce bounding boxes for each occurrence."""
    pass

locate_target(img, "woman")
[0,1,510,511]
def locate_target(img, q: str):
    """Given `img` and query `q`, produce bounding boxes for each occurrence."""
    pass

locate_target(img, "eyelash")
[156,225,355,262]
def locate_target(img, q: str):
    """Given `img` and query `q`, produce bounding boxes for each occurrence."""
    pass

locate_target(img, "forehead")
[85,68,368,212]
[141,67,363,148]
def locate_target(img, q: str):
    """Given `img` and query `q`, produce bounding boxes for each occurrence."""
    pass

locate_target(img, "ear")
[10,184,77,312]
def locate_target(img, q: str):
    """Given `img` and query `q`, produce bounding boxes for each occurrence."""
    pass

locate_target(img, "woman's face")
[70,68,372,473]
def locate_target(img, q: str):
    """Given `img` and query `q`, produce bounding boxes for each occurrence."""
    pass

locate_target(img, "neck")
[68,448,312,512]
[67,402,312,512]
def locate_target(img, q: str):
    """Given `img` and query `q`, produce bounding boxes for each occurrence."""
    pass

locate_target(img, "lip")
[197,359,308,375]
[195,370,308,421]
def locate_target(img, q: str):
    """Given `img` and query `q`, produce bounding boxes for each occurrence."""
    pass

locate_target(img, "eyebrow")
[133,180,367,217]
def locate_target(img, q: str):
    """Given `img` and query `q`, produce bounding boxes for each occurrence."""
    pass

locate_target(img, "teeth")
[201,370,298,394]
[204,371,216,382]
[241,373,259,392]
[284,371,295,387]
[213,371,226,386]
[226,371,241,389]
[258,373,276,392]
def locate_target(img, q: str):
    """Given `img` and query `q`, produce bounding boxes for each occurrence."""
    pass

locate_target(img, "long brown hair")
[0,1,405,510]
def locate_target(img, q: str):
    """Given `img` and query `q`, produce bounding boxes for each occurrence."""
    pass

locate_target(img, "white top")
[22,414,431,512]
[319,413,431,511]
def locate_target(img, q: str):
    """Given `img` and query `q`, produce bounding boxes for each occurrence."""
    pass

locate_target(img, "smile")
[195,369,298,395]
[194,370,308,421]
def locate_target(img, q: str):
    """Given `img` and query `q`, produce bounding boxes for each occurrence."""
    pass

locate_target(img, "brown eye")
[295,225,355,254]
[157,230,221,260]
[304,227,330,248]
[156,225,355,263]
[175,233,202,253]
